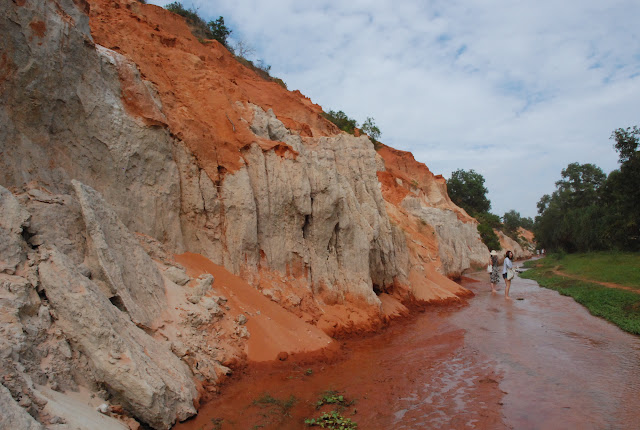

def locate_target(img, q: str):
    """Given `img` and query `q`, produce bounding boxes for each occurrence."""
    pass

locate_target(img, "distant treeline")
[446,169,534,251]
[534,126,639,252]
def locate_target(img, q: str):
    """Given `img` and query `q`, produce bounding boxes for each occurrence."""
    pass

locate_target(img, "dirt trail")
[174,271,640,429]
[551,268,639,293]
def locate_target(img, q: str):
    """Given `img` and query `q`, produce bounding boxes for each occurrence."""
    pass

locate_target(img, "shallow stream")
[175,267,640,429]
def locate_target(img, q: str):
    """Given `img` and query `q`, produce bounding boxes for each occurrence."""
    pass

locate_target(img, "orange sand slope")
[175,253,334,362]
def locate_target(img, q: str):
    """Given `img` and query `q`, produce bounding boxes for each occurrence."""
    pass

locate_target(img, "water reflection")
[455,273,640,430]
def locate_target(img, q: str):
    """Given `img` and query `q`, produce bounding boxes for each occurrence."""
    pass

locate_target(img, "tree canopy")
[502,210,533,239]
[208,16,232,47]
[446,169,503,250]
[534,127,640,252]
[611,126,640,164]
[446,169,491,216]
[361,117,381,142]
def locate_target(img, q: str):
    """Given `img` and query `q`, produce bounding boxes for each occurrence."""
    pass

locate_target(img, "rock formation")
[0,0,516,427]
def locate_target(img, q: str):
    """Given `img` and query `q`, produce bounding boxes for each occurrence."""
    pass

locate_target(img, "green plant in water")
[304,411,358,429]
[315,390,355,409]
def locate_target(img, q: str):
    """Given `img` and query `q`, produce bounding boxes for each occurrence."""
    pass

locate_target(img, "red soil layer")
[518,227,535,243]
[88,0,339,181]
[377,144,473,223]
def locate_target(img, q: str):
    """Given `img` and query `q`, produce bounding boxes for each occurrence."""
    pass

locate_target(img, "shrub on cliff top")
[164,2,231,47]
[322,110,358,134]
[322,111,382,149]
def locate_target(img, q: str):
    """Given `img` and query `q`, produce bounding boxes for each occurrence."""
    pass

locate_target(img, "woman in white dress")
[502,250,514,299]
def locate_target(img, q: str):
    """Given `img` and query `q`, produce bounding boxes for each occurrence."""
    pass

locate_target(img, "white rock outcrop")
[180,106,401,304]
[0,186,31,275]
[0,384,43,430]
[39,247,197,430]
[72,180,167,328]
[402,197,488,276]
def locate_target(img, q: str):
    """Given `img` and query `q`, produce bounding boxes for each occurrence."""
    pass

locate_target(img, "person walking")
[489,250,500,293]
[503,250,514,299]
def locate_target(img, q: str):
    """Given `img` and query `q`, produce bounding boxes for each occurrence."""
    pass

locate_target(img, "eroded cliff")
[0,0,504,428]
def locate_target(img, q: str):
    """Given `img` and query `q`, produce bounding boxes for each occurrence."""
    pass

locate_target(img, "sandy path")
[551,268,639,292]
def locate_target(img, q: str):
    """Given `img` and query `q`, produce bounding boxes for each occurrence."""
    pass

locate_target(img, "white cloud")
[148,0,640,218]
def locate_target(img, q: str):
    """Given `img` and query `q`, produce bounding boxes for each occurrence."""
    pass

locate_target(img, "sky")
[149,0,640,219]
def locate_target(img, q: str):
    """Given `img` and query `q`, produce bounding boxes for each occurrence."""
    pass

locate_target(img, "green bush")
[361,117,382,148]
[234,56,287,89]
[322,110,358,134]
[477,222,501,251]
[305,411,358,429]
[164,2,231,47]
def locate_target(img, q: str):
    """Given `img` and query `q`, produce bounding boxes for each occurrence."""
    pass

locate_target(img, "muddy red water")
[174,266,640,429]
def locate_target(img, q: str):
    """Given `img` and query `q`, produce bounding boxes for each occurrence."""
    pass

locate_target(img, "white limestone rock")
[0,383,43,430]
[72,180,167,329]
[164,266,190,286]
[402,198,488,276]
[38,247,198,430]
[0,186,31,274]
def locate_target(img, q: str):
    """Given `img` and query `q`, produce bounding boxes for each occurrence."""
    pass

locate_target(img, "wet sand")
[454,270,640,429]
[175,267,640,429]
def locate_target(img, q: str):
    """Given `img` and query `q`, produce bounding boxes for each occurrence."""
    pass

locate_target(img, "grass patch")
[245,392,297,428]
[548,251,640,289]
[315,390,354,409]
[252,392,297,416]
[304,390,358,429]
[522,254,640,335]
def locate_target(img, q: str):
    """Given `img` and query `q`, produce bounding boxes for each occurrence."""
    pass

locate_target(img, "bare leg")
[505,279,511,299]
[490,282,497,293]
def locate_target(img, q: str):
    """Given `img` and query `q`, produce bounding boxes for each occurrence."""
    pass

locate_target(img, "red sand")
[175,253,334,362]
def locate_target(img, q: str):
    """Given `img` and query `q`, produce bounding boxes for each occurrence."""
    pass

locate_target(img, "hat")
[490,250,498,256]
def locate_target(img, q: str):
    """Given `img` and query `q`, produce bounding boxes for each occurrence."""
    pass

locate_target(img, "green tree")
[502,210,522,239]
[445,171,499,251]
[610,126,640,164]
[208,16,232,47]
[477,223,501,251]
[555,162,606,209]
[475,212,501,229]
[534,162,607,252]
[603,126,640,250]
[475,212,502,250]
[361,117,381,141]
[164,3,231,46]
[446,169,491,216]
